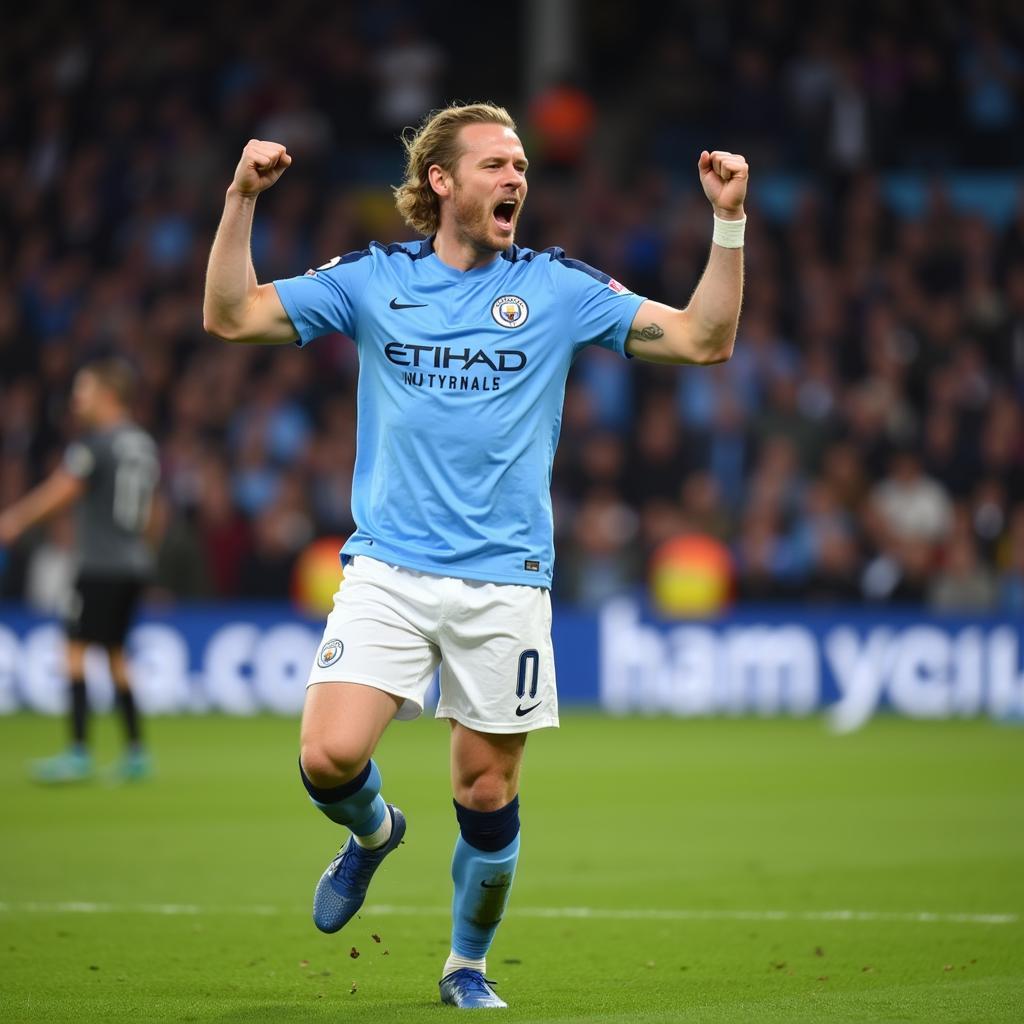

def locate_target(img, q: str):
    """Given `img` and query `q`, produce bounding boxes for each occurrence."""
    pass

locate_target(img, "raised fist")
[698,150,749,218]
[231,139,292,196]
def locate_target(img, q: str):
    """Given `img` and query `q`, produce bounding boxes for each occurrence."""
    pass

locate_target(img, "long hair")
[393,102,517,236]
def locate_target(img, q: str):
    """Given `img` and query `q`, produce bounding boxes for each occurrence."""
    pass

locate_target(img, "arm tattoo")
[627,322,665,342]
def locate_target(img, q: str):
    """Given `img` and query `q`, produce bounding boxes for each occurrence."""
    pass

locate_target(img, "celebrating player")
[203,102,746,1009]
[0,359,160,783]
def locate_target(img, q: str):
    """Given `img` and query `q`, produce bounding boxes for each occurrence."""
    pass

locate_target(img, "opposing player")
[203,102,746,1008]
[0,359,160,783]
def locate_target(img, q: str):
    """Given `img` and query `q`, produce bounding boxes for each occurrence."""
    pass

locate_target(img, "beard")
[449,179,521,253]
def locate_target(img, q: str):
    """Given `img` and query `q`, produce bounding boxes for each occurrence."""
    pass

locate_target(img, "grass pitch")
[1,712,1021,1023]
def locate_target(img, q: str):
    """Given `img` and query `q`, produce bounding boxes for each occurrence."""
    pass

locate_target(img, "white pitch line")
[0,901,1016,926]
[0,900,280,917]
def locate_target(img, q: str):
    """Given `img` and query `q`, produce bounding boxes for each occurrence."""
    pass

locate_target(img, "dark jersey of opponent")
[63,422,159,579]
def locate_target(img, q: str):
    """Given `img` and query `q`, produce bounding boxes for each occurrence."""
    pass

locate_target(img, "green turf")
[1,712,1021,1023]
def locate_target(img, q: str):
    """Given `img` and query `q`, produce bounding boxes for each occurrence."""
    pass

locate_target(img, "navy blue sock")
[450,796,521,960]
[299,758,387,837]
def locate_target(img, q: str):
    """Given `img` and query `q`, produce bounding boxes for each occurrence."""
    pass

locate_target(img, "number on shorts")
[516,649,539,700]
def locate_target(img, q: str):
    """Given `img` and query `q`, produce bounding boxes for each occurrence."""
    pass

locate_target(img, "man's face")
[443,122,528,252]
[71,370,101,426]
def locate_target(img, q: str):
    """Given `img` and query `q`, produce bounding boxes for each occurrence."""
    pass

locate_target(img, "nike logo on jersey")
[389,297,428,309]
[515,701,542,717]
[480,880,508,889]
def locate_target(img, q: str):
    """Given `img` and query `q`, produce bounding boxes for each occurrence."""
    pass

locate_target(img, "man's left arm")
[625,150,748,365]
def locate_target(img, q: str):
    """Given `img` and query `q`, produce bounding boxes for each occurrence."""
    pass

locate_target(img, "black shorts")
[66,574,144,647]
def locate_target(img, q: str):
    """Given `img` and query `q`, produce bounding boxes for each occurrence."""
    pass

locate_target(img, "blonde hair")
[393,102,517,236]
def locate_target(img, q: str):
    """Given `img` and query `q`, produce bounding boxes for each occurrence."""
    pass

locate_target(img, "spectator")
[998,506,1024,611]
[237,472,314,600]
[870,449,953,545]
[929,531,998,612]
[528,78,596,175]
[371,22,445,134]
[195,454,252,598]
[557,489,640,609]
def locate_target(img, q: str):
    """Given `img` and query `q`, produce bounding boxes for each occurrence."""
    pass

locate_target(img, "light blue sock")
[299,758,387,837]
[450,797,521,959]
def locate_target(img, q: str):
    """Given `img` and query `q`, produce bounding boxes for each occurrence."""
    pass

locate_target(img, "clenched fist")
[698,150,748,218]
[230,139,293,196]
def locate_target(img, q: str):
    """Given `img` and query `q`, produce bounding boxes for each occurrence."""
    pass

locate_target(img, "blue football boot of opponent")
[439,969,508,1009]
[30,748,93,784]
[109,748,153,783]
[312,804,406,933]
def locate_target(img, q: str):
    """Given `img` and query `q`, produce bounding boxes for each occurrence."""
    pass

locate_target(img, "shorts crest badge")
[491,294,529,329]
[317,639,344,668]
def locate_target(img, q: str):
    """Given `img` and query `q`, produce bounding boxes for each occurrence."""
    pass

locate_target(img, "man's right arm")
[203,140,299,345]
[0,468,85,547]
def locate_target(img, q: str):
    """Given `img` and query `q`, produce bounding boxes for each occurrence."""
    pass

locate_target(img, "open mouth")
[493,199,517,230]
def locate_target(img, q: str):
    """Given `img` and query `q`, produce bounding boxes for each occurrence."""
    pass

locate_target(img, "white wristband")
[713,214,746,248]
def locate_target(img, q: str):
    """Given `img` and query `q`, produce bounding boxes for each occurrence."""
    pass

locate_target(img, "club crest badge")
[491,295,529,329]
[317,639,344,668]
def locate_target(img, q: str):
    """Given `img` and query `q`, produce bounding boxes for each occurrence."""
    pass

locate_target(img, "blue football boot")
[312,804,406,933]
[109,747,153,782]
[439,969,508,1009]
[30,747,94,784]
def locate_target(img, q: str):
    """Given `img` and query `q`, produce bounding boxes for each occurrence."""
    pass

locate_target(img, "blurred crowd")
[2,0,1023,613]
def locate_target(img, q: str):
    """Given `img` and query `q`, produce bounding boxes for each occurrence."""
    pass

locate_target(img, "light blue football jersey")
[273,237,646,587]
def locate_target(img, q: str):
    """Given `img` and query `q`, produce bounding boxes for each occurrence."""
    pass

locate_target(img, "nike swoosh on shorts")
[515,702,542,717]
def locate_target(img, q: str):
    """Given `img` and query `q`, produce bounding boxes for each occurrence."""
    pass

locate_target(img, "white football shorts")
[306,555,559,733]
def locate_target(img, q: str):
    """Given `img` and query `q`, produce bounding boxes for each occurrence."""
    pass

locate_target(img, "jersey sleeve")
[63,439,97,480]
[551,255,647,358]
[272,249,375,347]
